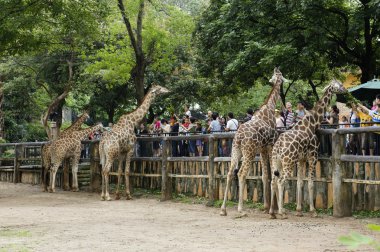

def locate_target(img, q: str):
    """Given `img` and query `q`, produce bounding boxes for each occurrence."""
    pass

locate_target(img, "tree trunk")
[360,57,376,83]
[0,81,4,139]
[308,79,320,100]
[107,108,115,124]
[135,60,146,105]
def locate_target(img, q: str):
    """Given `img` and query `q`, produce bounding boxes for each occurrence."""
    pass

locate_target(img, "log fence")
[1,126,380,217]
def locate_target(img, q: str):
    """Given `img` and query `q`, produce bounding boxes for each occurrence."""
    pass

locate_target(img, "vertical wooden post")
[207,135,215,206]
[90,141,101,192]
[50,122,59,140]
[13,144,22,183]
[333,132,352,217]
[161,138,172,201]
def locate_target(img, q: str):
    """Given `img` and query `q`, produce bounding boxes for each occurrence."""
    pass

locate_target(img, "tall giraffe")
[269,79,346,219]
[220,68,286,216]
[100,84,170,201]
[41,112,89,191]
[49,122,103,193]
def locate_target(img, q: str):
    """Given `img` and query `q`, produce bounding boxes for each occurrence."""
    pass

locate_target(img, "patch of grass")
[316,207,333,216]
[284,202,297,211]
[244,200,265,210]
[0,229,31,238]
[173,193,208,205]
[213,200,237,208]
[0,244,30,252]
[353,210,380,219]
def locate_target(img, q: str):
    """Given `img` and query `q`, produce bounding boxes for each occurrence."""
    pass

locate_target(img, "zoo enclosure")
[1,127,380,217]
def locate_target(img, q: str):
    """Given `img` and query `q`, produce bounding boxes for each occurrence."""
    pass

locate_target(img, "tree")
[195,0,380,105]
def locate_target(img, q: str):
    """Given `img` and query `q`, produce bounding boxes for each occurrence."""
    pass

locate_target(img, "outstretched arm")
[357,104,370,114]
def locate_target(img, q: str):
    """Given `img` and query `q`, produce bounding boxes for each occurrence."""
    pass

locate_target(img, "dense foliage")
[1,0,379,141]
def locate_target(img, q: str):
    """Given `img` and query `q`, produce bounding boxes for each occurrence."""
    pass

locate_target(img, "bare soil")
[0,182,379,252]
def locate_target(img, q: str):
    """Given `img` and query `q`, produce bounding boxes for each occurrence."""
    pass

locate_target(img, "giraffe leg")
[260,146,272,213]
[48,164,59,193]
[237,150,254,214]
[63,159,70,191]
[296,159,306,217]
[71,154,80,192]
[42,164,49,192]
[269,155,280,219]
[220,145,241,216]
[115,154,124,200]
[101,169,106,201]
[269,178,278,219]
[124,148,134,200]
[277,167,290,219]
[104,170,111,201]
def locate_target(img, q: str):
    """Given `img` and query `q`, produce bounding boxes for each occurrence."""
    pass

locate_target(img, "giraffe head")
[327,79,347,94]
[269,67,287,86]
[150,84,170,96]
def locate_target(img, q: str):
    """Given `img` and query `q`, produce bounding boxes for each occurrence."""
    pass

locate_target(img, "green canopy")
[347,78,380,102]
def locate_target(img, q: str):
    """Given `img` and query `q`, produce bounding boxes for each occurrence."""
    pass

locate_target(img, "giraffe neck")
[257,77,282,124]
[74,124,103,140]
[61,113,88,135]
[312,85,334,126]
[116,90,156,127]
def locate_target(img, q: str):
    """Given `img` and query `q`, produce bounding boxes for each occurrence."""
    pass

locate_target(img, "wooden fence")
[1,127,380,217]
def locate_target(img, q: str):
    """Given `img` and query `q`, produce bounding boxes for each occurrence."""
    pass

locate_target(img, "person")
[348,104,361,154]
[327,105,339,127]
[283,102,295,129]
[170,116,180,157]
[243,108,253,123]
[161,118,171,136]
[138,123,149,157]
[151,116,161,157]
[339,116,349,129]
[357,102,380,154]
[225,112,239,131]
[295,101,306,122]
[219,116,226,131]
[208,112,221,132]
[195,121,203,156]
[275,109,285,128]
[184,104,191,117]
[188,117,197,156]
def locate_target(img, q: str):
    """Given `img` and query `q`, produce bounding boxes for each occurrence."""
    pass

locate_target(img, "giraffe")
[220,68,286,216]
[41,112,89,191]
[99,84,170,201]
[49,122,103,193]
[269,79,346,219]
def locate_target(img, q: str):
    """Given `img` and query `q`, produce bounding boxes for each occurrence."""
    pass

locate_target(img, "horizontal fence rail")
[1,126,380,217]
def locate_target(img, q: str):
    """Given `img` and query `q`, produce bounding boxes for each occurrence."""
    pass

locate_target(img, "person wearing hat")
[275,109,285,128]
[295,101,306,123]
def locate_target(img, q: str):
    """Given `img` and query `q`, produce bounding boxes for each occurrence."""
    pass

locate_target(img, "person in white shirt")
[225,112,239,131]
[184,104,191,117]
[275,109,285,128]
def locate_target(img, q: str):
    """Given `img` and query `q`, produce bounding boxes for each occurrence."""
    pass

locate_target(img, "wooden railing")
[1,127,380,217]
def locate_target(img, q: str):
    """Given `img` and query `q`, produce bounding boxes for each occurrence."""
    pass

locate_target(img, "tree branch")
[117,0,139,59]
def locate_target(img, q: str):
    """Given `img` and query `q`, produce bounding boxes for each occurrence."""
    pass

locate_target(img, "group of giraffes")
[220,68,346,219]
[41,68,346,220]
[41,85,170,201]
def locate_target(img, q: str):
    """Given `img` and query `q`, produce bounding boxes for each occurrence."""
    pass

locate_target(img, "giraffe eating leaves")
[269,79,347,219]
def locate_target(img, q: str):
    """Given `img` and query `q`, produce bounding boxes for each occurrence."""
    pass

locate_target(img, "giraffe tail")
[273,155,282,177]
[99,142,105,167]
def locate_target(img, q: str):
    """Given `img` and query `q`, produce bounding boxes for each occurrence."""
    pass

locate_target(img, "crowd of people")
[81,95,380,158]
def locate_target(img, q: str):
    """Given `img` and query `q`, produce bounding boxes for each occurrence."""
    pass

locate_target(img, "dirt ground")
[0,182,379,252]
